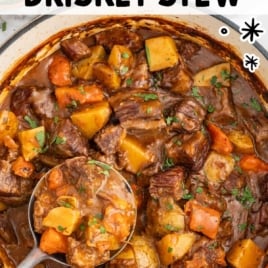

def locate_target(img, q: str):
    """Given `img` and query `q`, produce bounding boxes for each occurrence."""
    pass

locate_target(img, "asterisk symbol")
[243,53,260,73]
[240,18,265,44]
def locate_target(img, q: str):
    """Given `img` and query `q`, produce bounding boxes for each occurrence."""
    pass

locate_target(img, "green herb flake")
[232,154,240,162]
[196,187,203,194]
[95,213,103,220]
[1,21,6,32]
[35,131,45,148]
[100,226,106,234]
[79,223,86,231]
[164,224,179,232]
[121,52,130,59]
[126,77,133,86]
[59,201,72,208]
[78,184,86,194]
[146,107,152,114]
[54,136,66,145]
[166,203,174,211]
[88,217,98,226]
[57,225,66,232]
[78,85,86,95]
[234,165,243,174]
[208,241,218,249]
[182,192,193,200]
[134,93,158,101]
[191,87,203,102]
[168,247,173,253]
[120,66,129,75]
[238,223,247,232]
[249,97,262,112]
[53,116,59,124]
[221,70,238,81]
[165,116,179,126]
[24,115,38,128]
[163,157,174,170]
[210,75,223,88]
[207,104,215,113]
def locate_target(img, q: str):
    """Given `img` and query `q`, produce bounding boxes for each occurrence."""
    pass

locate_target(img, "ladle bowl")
[18,156,137,268]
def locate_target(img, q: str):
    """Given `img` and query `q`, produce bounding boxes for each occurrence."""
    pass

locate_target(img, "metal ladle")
[17,157,137,268]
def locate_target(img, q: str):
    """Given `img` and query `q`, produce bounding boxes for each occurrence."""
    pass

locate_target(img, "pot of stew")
[0,15,267,267]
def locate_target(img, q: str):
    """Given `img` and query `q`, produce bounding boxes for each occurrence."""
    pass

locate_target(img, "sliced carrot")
[12,156,34,178]
[47,168,64,190]
[185,200,221,239]
[55,84,104,108]
[239,154,268,172]
[40,227,68,254]
[48,54,72,86]
[207,122,233,154]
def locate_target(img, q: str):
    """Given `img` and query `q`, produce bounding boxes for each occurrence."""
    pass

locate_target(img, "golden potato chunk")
[42,207,81,236]
[145,36,179,72]
[72,45,106,80]
[193,62,231,87]
[227,239,265,268]
[18,126,45,161]
[119,135,153,174]
[228,130,254,153]
[203,151,235,183]
[156,232,196,266]
[71,101,111,139]
[0,110,18,143]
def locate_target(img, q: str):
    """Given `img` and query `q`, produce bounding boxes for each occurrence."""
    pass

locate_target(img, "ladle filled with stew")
[17,156,137,268]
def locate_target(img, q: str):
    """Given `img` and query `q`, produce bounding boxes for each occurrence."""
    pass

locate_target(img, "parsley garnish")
[35,131,45,148]
[249,97,262,112]
[54,136,66,145]
[120,66,129,75]
[1,21,6,32]
[164,224,180,231]
[232,186,255,208]
[238,223,247,231]
[121,52,130,59]
[221,70,238,81]
[182,192,193,200]
[100,226,106,234]
[210,75,223,88]
[134,93,158,101]
[57,225,66,232]
[191,87,203,102]
[59,201,72,208]
[166,203,174,211]
[207,104,215,113]
[78,85,86,95]
[24,115,38,128]
[162,157,174,170]
[196,187,203,194]
[88,159,111,176]
[126,77,133,86]
[168,247,173,253]
[165,116,179,125]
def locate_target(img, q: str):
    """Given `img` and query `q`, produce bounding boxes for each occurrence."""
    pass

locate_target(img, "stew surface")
[0,17,268,268]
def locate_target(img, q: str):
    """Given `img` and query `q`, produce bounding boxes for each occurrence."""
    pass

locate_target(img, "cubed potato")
[203,151,235,183]
[108,45,134,76]
[227,239,265,268]
[131,235,160,268]
[119,135,153,174]
[42,207,81,235]
[0,110,18,143]
[72,45,106,80]
[145,36,179,72]
[93,62,121,91]
[18,126,45,161]
[156,232,196,266]
[228,130,254,153]
[193,62,231,87]
[71,101,111,139]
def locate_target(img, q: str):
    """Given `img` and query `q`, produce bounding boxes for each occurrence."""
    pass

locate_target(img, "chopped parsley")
[67,99,78,109]
[57,225,66,232]
[120,65,129,75]
[210,75,223,88]
[168,247,173,253]
[126,77,133,86]
[191,87,203,102]
[221,70,238,81]
[182,192,193,200]
[249,97,262,112]
[164,224,180,232]
[79,223,86,231]
[134,93,158,101]
[146,107,152,114]
[165,116,179,125]
[59,201,72,208]
[1,21,6,32]
[24,115,38,128]
[54,136,66,145]
[232,186,255,208]
[78,85,86,95]
[208,241,218,249]
[121,52,130,59]
[100,226,106,234]
[196,187,203,194]
[35,131,45,148]
[78,184,86,194]
[88,159,111,176]
[238,223,247,232]
[162,157,174,170]
[166,203,174,211]
[207,104,215,113]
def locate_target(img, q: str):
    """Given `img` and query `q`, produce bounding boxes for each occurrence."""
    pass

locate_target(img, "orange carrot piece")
[48,54,72,86]
[40,228,68,254]
[12,156,34,178]
[185,200,221,239]
[55,84,104,108]
[3,135,19,150]
[239,154,268,172]
[207,123,233,154]
[47,168,64,190]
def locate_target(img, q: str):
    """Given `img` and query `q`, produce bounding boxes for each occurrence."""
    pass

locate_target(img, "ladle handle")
[17,247,48,268]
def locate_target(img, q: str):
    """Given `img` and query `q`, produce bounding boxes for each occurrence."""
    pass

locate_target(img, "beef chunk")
[165,130,210,171]
[179,40,200,61]
[109,89,165,130]
[95,27,143,52]
[60,37,91,61]
[149,166,185,200]
[259,173,268,201]
[94,125,126,155]
[168,97,206,133]
[0,161,33,206]
[29,88,56,119]
[161,64,193,94]
[47,119,89,158]
[242,114,268,162]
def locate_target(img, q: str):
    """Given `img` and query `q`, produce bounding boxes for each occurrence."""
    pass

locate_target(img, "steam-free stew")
[0,17,267,267]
